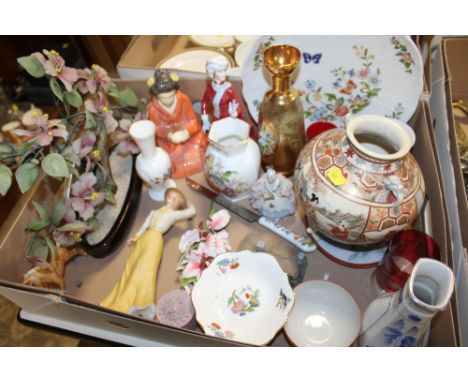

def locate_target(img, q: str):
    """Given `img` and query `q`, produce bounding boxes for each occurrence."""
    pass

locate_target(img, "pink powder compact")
[156,289,197,329]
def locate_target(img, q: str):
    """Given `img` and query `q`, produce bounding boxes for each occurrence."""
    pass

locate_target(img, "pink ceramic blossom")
[202,231,231,258]
[72,132,99,171]
[84,92,118,133]
[69,172,104,221]
[114,118,140,155]
[32,50,79,92]
[207,209,231,230]
[13,113,68,146]
[182,249,208,279]
[77,64,111,94]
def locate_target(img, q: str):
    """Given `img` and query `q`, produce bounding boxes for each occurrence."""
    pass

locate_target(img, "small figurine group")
[250,167,296,219]
[145,56,243,179]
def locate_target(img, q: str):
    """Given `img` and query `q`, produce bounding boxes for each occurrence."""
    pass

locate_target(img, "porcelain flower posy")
[176,209,232,290]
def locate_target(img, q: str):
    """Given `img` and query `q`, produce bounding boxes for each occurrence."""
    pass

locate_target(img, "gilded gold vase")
[258,44,305,176]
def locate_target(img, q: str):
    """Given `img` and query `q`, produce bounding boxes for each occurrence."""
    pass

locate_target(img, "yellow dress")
[100,228,163,317]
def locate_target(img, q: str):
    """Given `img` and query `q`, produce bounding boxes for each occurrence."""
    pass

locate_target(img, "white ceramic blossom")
[129,120,176,202]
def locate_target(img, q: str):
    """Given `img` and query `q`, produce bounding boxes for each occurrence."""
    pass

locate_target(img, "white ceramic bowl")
[284,280,361,346]
[192,251,294,345]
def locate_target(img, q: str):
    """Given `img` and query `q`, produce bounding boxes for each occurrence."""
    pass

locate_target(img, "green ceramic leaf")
[50,78,64,101]
[86,218,100,231]
[104,190,116,205]
[26,218,50,232]
[62,146,81,166]
[41,153,69,178]
[51,199,67,226]
[85,111,97,130]
[113,87,140,108]
[17,56,45,78]
[0,164,13,196]
[30,238,49,260]
[44,235,56,258]
[57,221,88,232]
[0,142,16,155]
[32,200,49,221]
[64,89,83,108]
[15,163,40,193]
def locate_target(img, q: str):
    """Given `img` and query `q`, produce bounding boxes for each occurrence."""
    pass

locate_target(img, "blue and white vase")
[359,258,454,347]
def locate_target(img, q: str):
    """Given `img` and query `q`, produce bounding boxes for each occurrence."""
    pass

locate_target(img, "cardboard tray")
[0,79,459,346]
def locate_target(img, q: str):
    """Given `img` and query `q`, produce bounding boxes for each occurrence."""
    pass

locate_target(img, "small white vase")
[204,117,260,201]
[129,120,176,202]
[359,258,454,347]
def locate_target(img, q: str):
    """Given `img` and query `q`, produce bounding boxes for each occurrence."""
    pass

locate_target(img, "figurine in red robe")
[147,69,207,178]
[201,56,243,132]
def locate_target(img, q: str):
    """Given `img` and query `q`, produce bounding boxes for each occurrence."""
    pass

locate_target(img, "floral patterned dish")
[242,36,423,126]
[191,251,294,345]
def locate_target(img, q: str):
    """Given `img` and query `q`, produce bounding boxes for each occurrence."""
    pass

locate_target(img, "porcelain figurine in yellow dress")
[100,188,196,320]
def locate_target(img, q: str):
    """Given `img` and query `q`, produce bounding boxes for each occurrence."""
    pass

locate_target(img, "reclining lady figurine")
[100,188,196,320]
[147,69,207,178]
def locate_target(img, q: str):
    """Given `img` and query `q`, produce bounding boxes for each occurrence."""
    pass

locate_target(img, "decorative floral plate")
[242,36,424,126]
[191,251,294,345]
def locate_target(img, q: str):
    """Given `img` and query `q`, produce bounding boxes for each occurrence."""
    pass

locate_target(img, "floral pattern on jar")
[204,153,251,198]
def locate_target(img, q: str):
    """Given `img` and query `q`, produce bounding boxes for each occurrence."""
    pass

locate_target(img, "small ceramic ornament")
[100,188,196,320]
[250,167,296,219]
[156,289,197,329]
[294,114,425,246]
[129,119,176,202]
[359,258,454,347]
[200,56,243,132]
[204,117,260,201]
[147,69,208,178]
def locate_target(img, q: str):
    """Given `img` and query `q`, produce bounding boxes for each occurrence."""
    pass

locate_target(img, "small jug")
[204,117,260,201]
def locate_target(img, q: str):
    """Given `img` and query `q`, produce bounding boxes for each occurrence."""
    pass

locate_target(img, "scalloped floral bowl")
[191,251,294,345]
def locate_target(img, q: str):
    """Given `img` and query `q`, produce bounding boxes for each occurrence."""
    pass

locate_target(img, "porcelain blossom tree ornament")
[129,120,176,202]
[204,117,260,201]
[294,114,425,245]
[250,167,296,219]
[359,258,455,346]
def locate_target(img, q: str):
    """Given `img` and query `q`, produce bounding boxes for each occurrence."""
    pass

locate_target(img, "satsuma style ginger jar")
[294,115,425,245]
[204,117,260,200]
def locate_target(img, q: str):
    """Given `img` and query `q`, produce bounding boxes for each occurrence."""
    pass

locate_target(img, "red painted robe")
[201,81,243,121]
[148,91,207,178]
